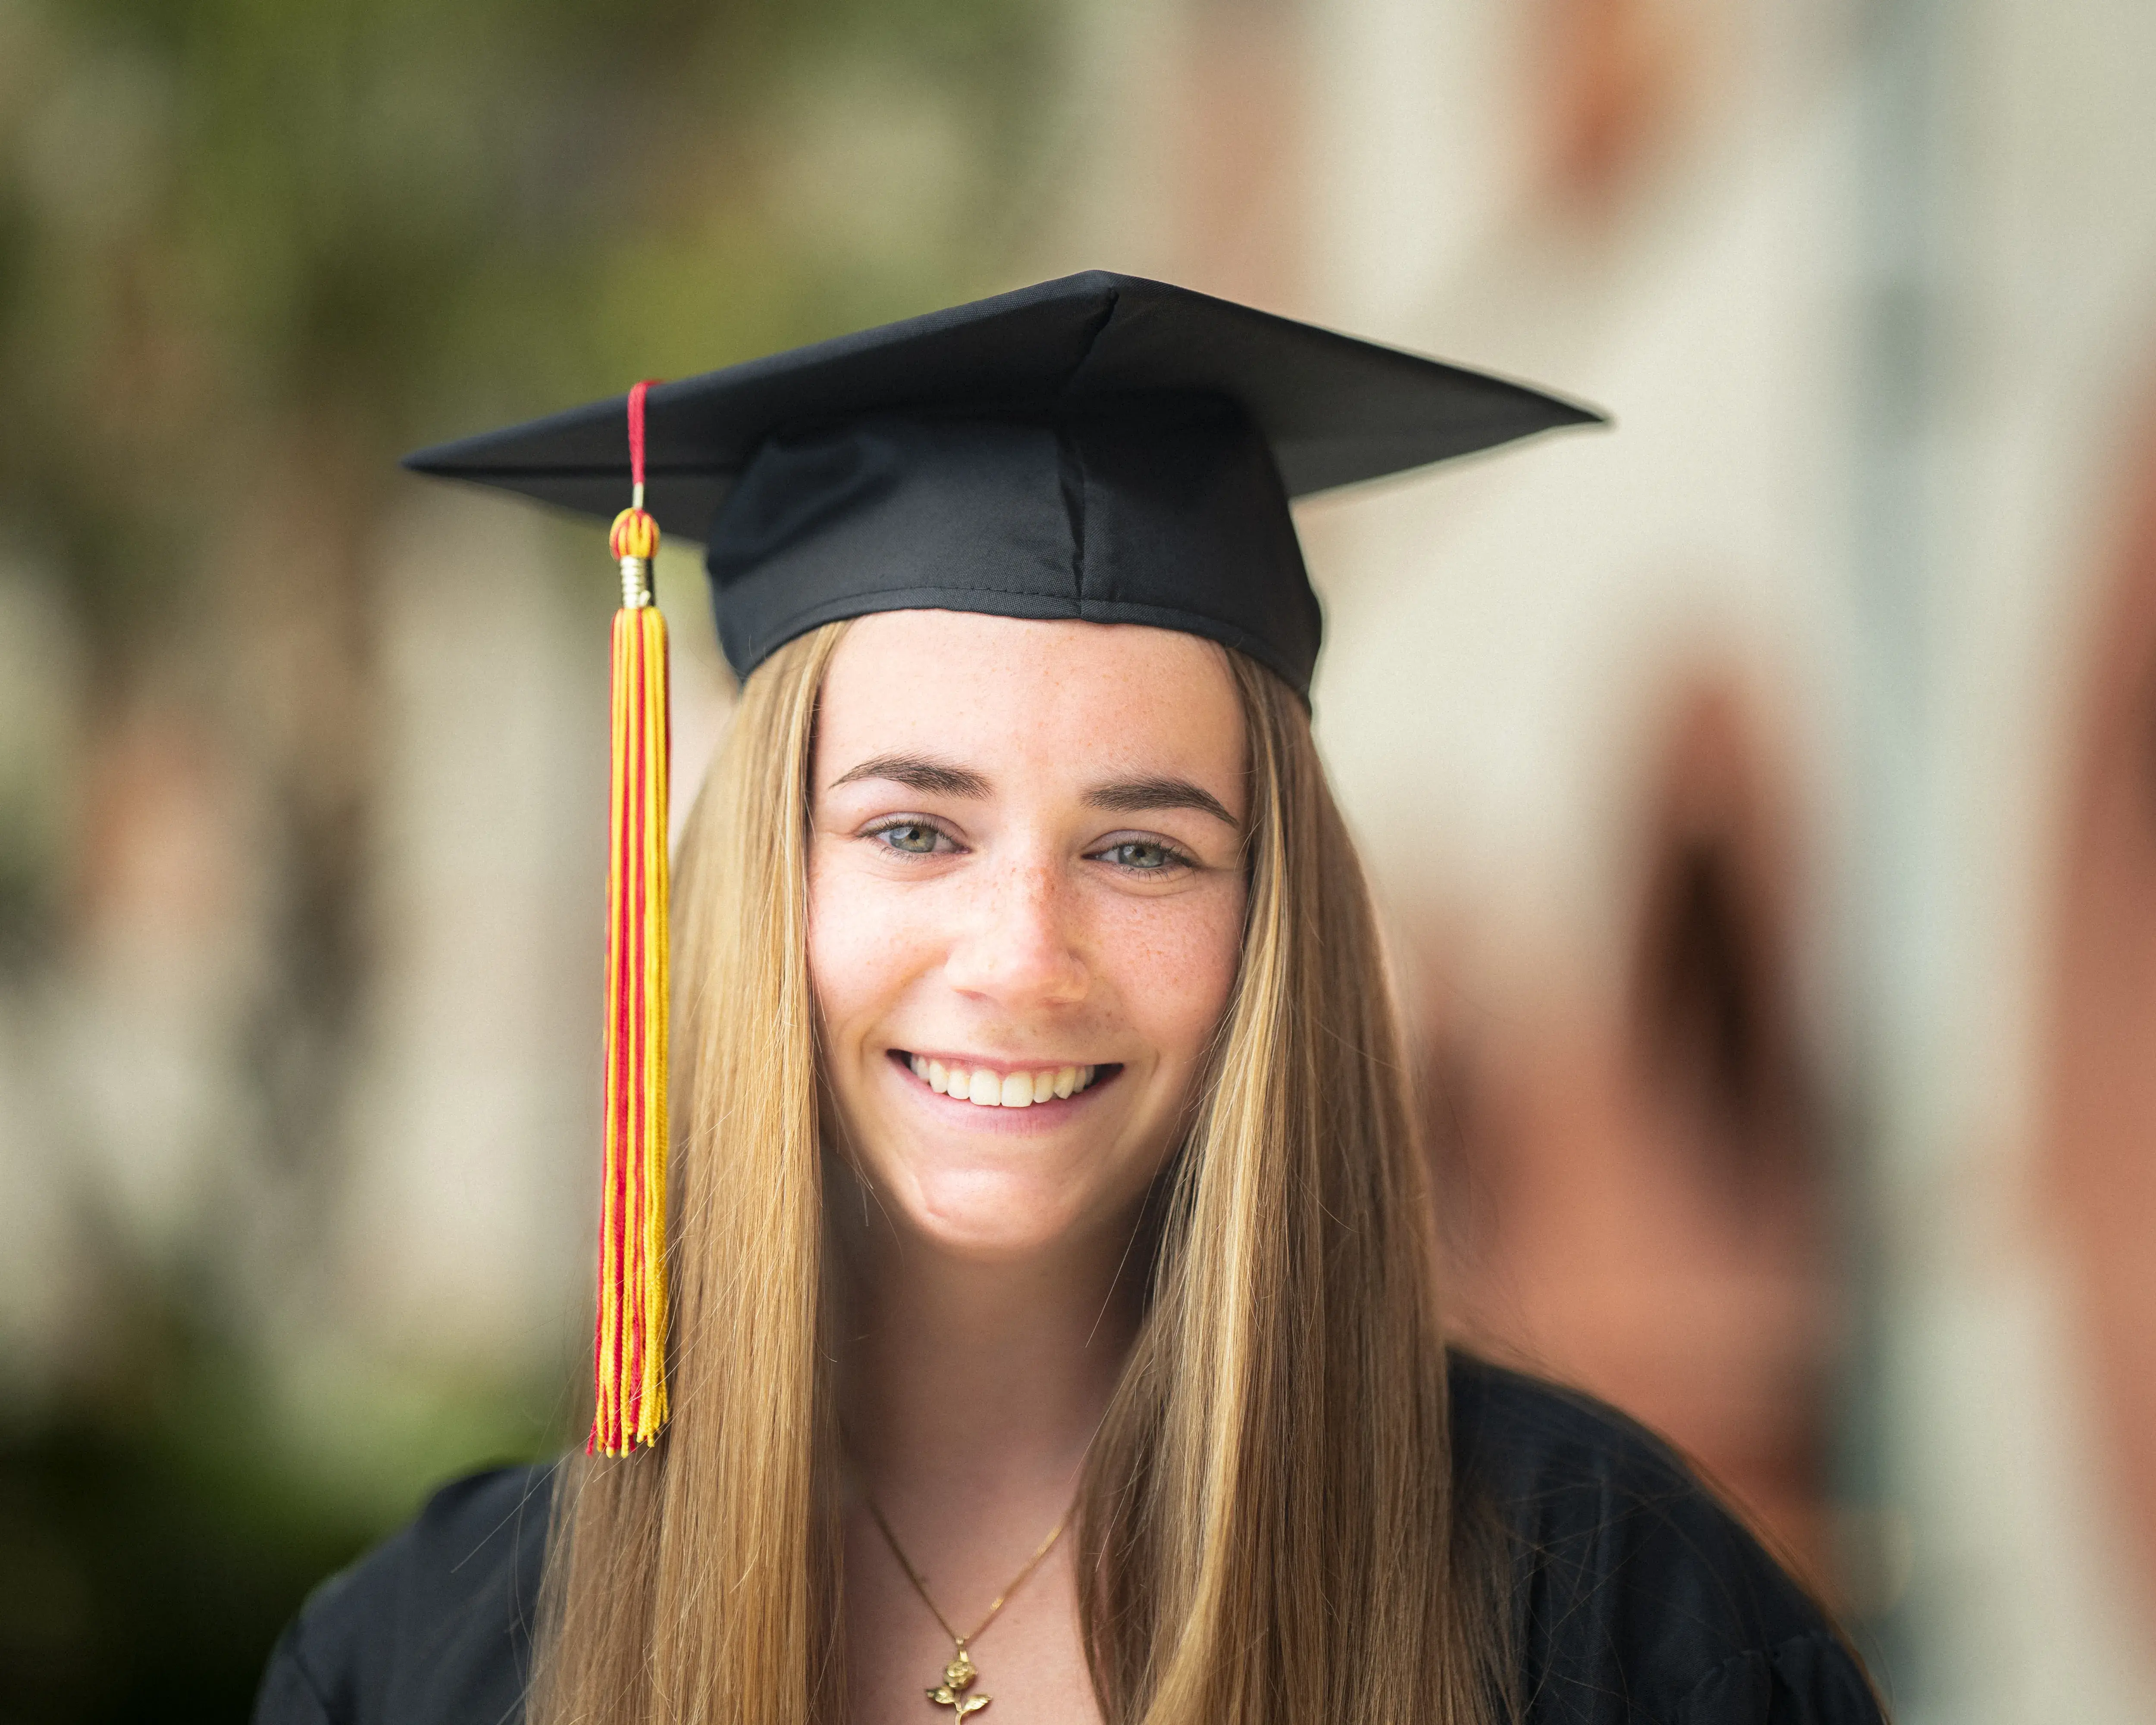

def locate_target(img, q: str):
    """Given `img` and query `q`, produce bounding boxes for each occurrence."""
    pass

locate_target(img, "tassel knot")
[611,506,660,607]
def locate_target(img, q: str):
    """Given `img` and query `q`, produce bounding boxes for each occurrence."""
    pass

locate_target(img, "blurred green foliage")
[0,0,1065,644]
[0,0,1067,1716]
[1,1282,381,1720]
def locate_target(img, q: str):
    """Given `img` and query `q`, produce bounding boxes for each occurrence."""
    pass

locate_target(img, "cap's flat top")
[402,270,1603,542]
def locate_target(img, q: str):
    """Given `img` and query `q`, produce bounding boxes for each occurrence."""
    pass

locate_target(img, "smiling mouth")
[892,1051,1114,1110]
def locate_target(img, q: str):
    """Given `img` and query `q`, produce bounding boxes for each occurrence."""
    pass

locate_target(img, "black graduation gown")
[252,1355,1884,1724]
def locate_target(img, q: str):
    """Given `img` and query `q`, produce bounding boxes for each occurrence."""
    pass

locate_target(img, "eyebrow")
[1084,776,1239,829]
[828,755,1239,829]
[830,753,990,797]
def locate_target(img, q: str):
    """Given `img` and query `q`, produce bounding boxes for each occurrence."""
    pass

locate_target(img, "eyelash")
[859,819,1198,876]
[1091,838,1196,875]
[863,818,954,857]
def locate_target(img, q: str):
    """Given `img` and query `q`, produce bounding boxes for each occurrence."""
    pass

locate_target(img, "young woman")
[255,274,1883,1725]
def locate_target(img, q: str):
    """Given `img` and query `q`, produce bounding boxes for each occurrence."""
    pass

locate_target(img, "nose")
[941,851,1089,1010]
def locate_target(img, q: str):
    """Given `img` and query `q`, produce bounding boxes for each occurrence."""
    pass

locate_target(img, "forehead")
[815,611,1245,786]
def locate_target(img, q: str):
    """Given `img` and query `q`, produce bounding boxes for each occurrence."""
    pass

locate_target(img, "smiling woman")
[254,275,1883,1725]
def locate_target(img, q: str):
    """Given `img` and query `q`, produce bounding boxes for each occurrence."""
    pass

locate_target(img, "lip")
[883,1048,1122,1130]
[897,1048,1109,1076]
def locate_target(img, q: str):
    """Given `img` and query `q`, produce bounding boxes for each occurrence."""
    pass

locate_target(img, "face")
[808,610,1250,1266]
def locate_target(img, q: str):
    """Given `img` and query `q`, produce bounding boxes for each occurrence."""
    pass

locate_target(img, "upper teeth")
[908,1055,1099,1108]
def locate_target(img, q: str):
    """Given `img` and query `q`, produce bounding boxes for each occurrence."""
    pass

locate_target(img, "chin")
[892,1168,1100,1263]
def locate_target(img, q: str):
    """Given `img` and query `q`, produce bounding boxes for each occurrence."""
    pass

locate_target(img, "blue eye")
[1101,841,1181,871]
[877,822,943,855]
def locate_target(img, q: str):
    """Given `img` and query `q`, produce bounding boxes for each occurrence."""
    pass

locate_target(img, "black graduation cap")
[404,270,1601,697]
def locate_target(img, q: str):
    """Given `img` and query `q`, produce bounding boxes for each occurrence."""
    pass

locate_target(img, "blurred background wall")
[3,0,2155,1719]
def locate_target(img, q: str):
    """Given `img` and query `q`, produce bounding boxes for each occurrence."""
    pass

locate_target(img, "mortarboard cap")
[404,270,1602,699]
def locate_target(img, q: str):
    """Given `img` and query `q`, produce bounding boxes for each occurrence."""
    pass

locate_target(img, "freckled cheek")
[1097,886,1246,1070]
[805,856,943,1055]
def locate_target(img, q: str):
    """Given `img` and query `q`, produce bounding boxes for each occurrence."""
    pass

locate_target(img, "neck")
[836,1201,1144,1512]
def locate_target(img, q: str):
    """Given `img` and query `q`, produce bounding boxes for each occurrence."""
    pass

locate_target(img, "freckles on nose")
[944,861,1087,1000]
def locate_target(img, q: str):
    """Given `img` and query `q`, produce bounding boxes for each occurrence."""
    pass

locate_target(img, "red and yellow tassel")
[592,380,670,1455]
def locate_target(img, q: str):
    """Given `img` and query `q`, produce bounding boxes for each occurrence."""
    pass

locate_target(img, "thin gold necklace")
[863,1491,1071,1719]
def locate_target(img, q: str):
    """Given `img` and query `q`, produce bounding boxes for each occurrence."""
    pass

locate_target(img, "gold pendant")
[927,1646,990,1718]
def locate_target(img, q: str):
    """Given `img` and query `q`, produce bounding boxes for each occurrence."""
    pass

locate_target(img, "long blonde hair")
[530,622,1501,1725]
